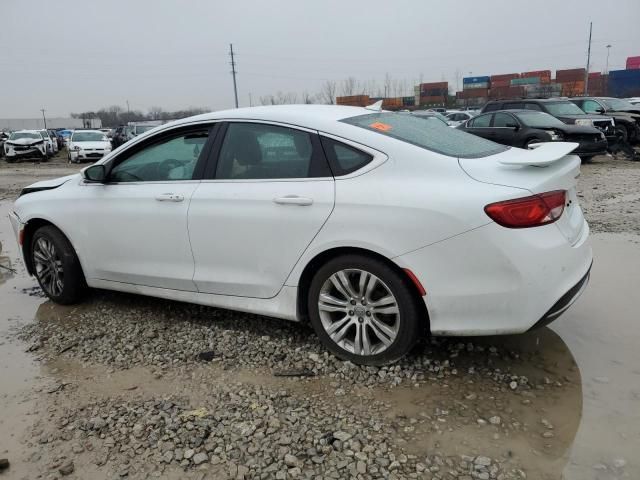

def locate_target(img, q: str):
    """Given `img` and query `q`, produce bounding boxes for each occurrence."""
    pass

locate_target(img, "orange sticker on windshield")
[370,122,392,132]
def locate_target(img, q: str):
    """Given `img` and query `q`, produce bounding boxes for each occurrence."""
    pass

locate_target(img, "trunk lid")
[459,142,585,245]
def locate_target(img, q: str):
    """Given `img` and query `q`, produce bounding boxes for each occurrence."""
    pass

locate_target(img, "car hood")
[608,111,640,121]
[71,141,110,149]
[541,124,601,135]
[6,138,44,146]
[25,173,79,190]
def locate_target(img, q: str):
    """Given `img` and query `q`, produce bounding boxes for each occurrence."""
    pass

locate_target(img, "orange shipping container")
[561,81,585,96]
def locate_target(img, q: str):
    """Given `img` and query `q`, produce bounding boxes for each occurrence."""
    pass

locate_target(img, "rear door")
[188,121,335,298]
[465,113,495,140]
[491,112,518,145]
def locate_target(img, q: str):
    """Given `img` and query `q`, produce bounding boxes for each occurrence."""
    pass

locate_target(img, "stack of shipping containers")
[419,82,448,107]
[587,72,605,96]
[458,76,489,106]
[489,73,523,99]
[556,68,586,97]
[608,69,640,97]
[335,95,370,107]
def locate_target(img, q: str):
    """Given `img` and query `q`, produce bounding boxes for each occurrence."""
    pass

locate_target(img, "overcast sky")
[1,0,639,117]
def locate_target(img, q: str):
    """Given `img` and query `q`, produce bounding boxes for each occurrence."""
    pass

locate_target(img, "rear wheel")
[307,254,422,366]
[580,156,594,163]
[31,226,87,304]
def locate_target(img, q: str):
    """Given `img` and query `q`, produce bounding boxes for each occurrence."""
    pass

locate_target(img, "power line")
[229,43,239,108]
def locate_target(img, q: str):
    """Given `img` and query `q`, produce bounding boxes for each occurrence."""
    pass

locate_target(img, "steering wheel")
[157,158,183,179]
[113,170,143,182]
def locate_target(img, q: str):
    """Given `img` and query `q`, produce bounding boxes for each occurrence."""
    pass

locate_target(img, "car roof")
[158,105,380,135]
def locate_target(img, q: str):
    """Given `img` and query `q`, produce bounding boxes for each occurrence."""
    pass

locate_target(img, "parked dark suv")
[481,98,616,145]
[569,97,640,144]
[457,110,607,161]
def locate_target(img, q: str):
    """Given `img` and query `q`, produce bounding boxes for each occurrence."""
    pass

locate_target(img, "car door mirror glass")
[83,164,106,182]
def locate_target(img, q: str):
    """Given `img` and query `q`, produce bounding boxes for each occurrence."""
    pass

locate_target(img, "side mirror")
[506,122,519,130]
[82,164,106,183]
[596,108,605,113]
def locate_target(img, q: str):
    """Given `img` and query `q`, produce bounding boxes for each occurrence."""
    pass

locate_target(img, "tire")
[615,125,629,144]
[307,254,422,366]
[31,225,87,305]
[5,157,15,164]
[580,156,594,164]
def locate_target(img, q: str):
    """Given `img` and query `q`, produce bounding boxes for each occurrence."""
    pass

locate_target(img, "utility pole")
[584,22,592,95]
[229,43,239,108]
[248,92,253,107]
[605,44,612,74]
[40,109,47,129]
[126,100,130,116]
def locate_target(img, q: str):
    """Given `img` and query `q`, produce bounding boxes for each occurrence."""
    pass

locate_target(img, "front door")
[491,112,518,146]
[77,125,213,291]
[189,121,335,298]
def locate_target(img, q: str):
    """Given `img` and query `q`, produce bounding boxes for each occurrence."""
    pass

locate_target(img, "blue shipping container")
[463,76,490,84]
[608,69,640,96]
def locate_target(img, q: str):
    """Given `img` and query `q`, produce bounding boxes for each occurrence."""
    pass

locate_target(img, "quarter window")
[320,137,373,175]
[216,123,318,180]
[109,130,208,182]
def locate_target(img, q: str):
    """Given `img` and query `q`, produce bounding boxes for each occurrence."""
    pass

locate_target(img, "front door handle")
[273,195,313,206]
[155,193,184,202]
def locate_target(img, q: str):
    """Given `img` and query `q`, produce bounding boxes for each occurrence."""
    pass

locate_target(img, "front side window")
[109,129,209,182]
[602,98,634,110]
[493,113,516,127]
[469,114,492,128]
[216,123,316,179]
[342,112,506,158]
[581,100,602,114]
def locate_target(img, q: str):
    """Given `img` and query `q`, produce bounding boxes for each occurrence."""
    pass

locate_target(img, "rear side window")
[483,103,500,112]
[320,137,373,175]
[524,103,542,111]
[503,102,524,109]
[341,112,506,158]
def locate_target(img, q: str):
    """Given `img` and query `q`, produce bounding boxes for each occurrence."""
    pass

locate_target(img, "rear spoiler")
[499,142,579,166]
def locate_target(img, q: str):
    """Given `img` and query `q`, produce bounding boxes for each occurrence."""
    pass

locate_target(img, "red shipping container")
[626,56,640,69]
[420,82,448,90]
[489,86,525,99]
[490,79,511,88]
[556,68,586,83]
[589,72,602,79]
[491,73,520,82]
[460,88,489,99]
[522,70,551,79]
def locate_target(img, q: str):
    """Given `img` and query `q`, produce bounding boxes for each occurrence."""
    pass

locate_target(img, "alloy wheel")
[33,237,64,297]
[317,269,400,356]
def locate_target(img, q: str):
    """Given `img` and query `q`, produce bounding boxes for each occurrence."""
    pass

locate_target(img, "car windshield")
[341,112,508,158]
[545,102,587,116]
[9,132,41,140]
[602,98,636,110]
[515,111,565,128]
[72,132,107,142]
[412,111,449,125]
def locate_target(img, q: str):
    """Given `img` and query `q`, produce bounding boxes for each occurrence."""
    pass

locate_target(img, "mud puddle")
[1,197,639,479]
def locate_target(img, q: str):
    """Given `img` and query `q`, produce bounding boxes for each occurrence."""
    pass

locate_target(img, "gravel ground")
[1,149,638,479]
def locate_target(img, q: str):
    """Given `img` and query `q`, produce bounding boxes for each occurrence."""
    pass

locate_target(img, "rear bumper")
[574,139,608,156]
[395,220,592,336]
[527,263,591,331]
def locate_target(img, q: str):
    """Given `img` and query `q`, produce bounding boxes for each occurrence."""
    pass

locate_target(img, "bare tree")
[340,77,358,96]
[320,80,337,104]
[301,91,317,104]
[383,73,393,98]
[148,106,164,120]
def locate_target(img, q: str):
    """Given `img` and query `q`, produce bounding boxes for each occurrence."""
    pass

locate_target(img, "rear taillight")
[485,190,566,228]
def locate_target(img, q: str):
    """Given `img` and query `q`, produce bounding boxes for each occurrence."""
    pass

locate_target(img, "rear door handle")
[273,195,313,206]
[155,193,184,202]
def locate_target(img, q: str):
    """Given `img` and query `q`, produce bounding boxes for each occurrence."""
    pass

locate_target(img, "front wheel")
[307,254,422,366]
[580,156,594,164]
[615,125,629,144]
[31,226,87,304]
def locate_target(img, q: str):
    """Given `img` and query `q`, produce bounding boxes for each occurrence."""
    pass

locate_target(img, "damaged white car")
[3,130,49,163]
[68,130,112,163]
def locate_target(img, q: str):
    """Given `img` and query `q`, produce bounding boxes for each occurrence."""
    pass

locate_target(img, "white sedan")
[68,130,112,163]
[9,105,592,365]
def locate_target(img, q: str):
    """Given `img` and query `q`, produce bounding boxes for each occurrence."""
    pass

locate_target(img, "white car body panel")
[11,105,592,336]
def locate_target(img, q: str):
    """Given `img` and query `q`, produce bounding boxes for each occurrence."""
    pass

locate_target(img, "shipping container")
[511,77,540,86]
[402,96,415,106]
[489,86,525,99]
[490,73,520,83]
[556,68,586,83]
[521,70,551,79]
[420,81,448,89]
[463,76,490,85]
[459,88,489,99]
[463,82,489,90]
[626,56,640,70]
[524,83,562,98]
[422,87,448,96]
[490,79,512,88]
[608,69,640,96]
[336,95,370,107]
[419,95,447,105]
[382,97,403,108]
[560,81,586,97]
